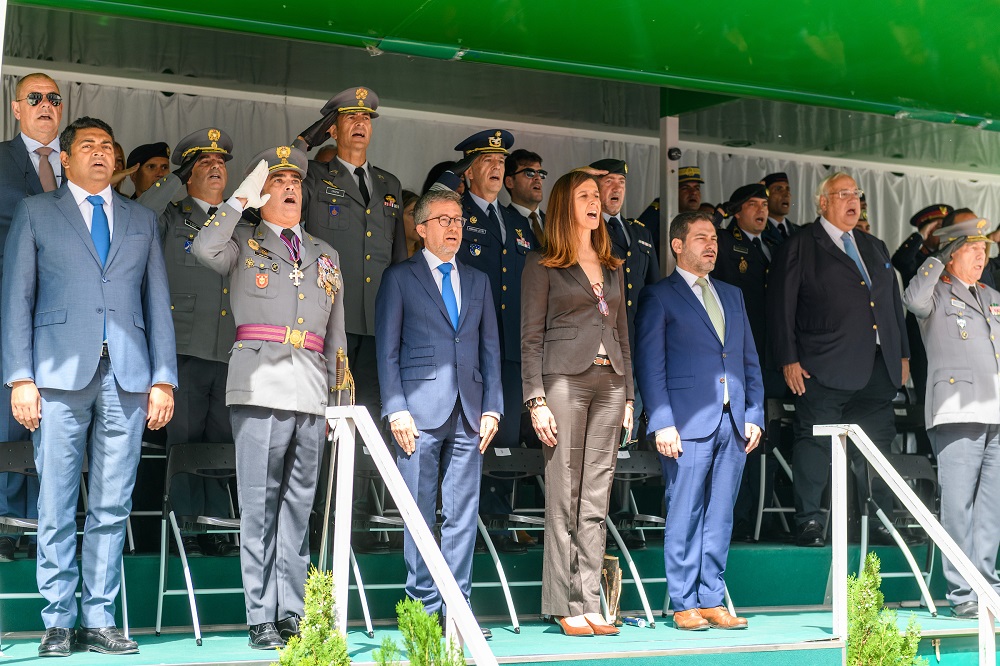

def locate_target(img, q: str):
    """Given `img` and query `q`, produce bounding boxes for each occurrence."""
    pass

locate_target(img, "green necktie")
[695,277,725,342]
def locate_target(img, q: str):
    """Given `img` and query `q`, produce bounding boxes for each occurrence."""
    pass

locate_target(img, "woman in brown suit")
[521,169,634,636]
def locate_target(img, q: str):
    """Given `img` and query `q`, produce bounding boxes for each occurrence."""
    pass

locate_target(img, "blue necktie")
[88,195,110,265]
[438,263,460,330]
[841,231,870,285]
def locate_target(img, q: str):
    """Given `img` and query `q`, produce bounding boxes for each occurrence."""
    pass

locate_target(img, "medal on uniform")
[256,273,269,288]
[515,228,531,250]
[184,239,193,254]
[249,239,261,252]
[289,264,305,287]
[317,254,342,303]
[991,303,1000,316]
[245,258,255,269]
[961,330,969,340]
[470,243,481,257]
[739,257,748,274]
[272,263,279,272]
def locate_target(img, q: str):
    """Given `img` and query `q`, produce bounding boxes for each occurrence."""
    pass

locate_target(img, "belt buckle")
[284,326,305,349]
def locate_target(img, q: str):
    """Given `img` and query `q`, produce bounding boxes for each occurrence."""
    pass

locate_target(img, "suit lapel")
[668,271,717,340]
[854,231,882,286]
[456,261,475,331]
[463,192,503,244]
[813,223,862,277]
[715,283,736,345]
[949,278,982,314]
[369,167,388,209]
[568,263,596,299]
[409,254,453,328]
[104,195,131,267]
[10,135,44,196]
[55,188,103,266]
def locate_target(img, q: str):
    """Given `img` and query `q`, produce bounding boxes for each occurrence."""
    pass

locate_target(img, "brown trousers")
[541,364,625,617]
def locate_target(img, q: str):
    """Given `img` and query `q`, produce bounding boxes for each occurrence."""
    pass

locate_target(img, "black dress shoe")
[953,601,979,619]
[277,613,301,641]
[76,626,138,654]
[201,534,239,557]
[497,537,527,554]
[796,520,825,547]
[248,622,285,650]
[868,524,897,546]
[0,536,15,562]
[38,627,74,657]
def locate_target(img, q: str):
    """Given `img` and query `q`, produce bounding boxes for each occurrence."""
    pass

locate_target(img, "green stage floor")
[0,609,993,666]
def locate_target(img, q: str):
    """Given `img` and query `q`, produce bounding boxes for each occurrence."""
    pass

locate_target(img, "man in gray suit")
[193,146,347,650]
[137,128,239,557]
[0,72,63,561]
[2,116,177,656]
[903,217,1000,620]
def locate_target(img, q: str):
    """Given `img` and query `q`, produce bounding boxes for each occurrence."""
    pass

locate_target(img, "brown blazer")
[520,251,634,401]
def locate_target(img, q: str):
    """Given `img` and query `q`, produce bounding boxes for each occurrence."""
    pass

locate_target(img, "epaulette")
[940,274,952,284]
[630,218,645,228]
[169,201,180,208]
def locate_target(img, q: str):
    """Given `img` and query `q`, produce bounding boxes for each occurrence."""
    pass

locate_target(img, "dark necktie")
[35,146,57,192]
[778,223,788,239]
[607,216,626,252]
[280,228,301,263]
[970,285,980,308]
[207,206,218,217]
[488,203,505,243]
[355,166,370,206]
[529,211,544,245]
[751,236,763,253]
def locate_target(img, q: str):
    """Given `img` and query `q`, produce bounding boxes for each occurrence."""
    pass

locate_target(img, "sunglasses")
[513,168,548,180]
[17,92,62,107]
[592,282,609,316]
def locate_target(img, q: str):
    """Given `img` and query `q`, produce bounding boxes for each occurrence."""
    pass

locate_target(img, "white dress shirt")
[468,191,506,243]
[768,217,790,237]
[337,156,371,197]
[21,132,61,187]
[390,250,499,424]
[510,202,543,229]
[261,220,302,243]
[602,211,631,245]
[742,228,770,261]
[66,180,114,236]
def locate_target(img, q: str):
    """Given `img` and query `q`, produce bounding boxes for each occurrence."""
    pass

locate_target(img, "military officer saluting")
[902,218,1000,619]
[136,128,240,556]
[450,130,538,452]
[192,147,347,649]
[294,86,405,418]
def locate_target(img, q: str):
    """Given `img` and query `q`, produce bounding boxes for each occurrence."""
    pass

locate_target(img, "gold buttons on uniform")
[365,254,371,260]
[366,209,371,214]
[502,267,507,273]
[949,378,955,384]
[501,304,506,310]
[502,285,507,291]
[366,231,372,237]
[298,317,304,324]
[221,211,226,217]
[238,343,243,349]
[872,325,877,330]
[627,300,632,306]
[170,305,175,310]
[223,288,228,294]
[503,249,507,255]
[627,251,631,257]
[870,301,875,307]
[221,310,227,316]
[366,277,372,283]
[626,268,630,273]
[628,283,633,289]
[299,293,305,300]
[860,281,866,286]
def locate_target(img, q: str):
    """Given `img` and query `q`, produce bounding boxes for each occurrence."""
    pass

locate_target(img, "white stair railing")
[323,406,497,666]
[816,424,1000,666]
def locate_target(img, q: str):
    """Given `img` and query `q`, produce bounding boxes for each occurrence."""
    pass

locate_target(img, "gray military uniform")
[903,256,1000,605]
[138,174,236,519]
[192,201,347,624]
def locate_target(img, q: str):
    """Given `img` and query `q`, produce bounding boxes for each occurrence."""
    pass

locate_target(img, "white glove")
[233,160,271,209]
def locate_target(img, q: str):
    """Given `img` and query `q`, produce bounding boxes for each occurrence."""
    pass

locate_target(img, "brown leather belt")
[236,324,324,353]
[593,355,612,366]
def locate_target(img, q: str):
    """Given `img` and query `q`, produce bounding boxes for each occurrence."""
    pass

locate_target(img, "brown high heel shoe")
[582,613,620,636]
[557,615,595,636]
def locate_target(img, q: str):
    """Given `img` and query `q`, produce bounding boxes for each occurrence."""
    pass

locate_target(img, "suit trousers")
[930,423,1000,605]
[791,347,898,525]
[166,355,233,520]
[541,364,624,617]
[231,405,322,625]
[661,411,746,611]
[395,398,482,615]
[35,357,147,629]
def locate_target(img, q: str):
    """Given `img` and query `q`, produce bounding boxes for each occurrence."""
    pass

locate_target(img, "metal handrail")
[324,406,497,666]
[816,423,1000,666]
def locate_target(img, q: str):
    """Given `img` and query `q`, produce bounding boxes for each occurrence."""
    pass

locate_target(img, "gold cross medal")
[289,263,305,287]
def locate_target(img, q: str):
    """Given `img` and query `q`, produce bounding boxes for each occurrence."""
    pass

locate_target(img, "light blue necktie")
[841,231,870,285]
[88,195,110,265]
[438,263,460,330]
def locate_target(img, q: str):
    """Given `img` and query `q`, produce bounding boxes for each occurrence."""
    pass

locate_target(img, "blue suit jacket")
[0,135,45,275]
[2,186,178,393]
[635,271,764,440]
[375,253,503,431]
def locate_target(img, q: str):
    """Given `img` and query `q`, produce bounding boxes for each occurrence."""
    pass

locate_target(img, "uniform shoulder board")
[169,201,180,208]
[629,218,645,228]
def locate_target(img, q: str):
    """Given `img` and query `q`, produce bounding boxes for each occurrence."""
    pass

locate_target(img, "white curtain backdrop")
[4,74,1000,259]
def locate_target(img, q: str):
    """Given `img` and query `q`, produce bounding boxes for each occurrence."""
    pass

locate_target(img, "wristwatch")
[524,396,547,409]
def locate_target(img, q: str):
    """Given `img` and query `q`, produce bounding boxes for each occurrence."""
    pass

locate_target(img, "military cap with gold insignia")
[243,145,309,178]
[589,158,628,177]
[127,142,170,169]
[678,166,704,185]
[454,129,515,157]
[172,127,234,165]
[320,86,380,118]
[910,203,954,228]
[934,216,998,258]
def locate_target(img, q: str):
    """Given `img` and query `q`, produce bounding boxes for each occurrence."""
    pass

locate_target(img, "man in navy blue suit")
[0,72,63,561]
[636,211,764,631]
[375,188,503,635]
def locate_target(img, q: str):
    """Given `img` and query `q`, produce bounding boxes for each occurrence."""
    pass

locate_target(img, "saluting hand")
[782,362,811,396]
[147,383,174,430]
[391,413,420,456]
[479,414,499,453]
[531,405,558,447]
[655,427,683,459]
[11,380,41,432]
[744,423,762,454]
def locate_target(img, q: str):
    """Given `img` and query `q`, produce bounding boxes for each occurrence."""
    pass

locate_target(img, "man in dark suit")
[3,116,177,656]
[375,188,502,634]
[503,149,546,246]
[636,211,764,630]
[0,72,63,562]
[767,171,909,548]
[452,130,538,456]
[760,172,798,246]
